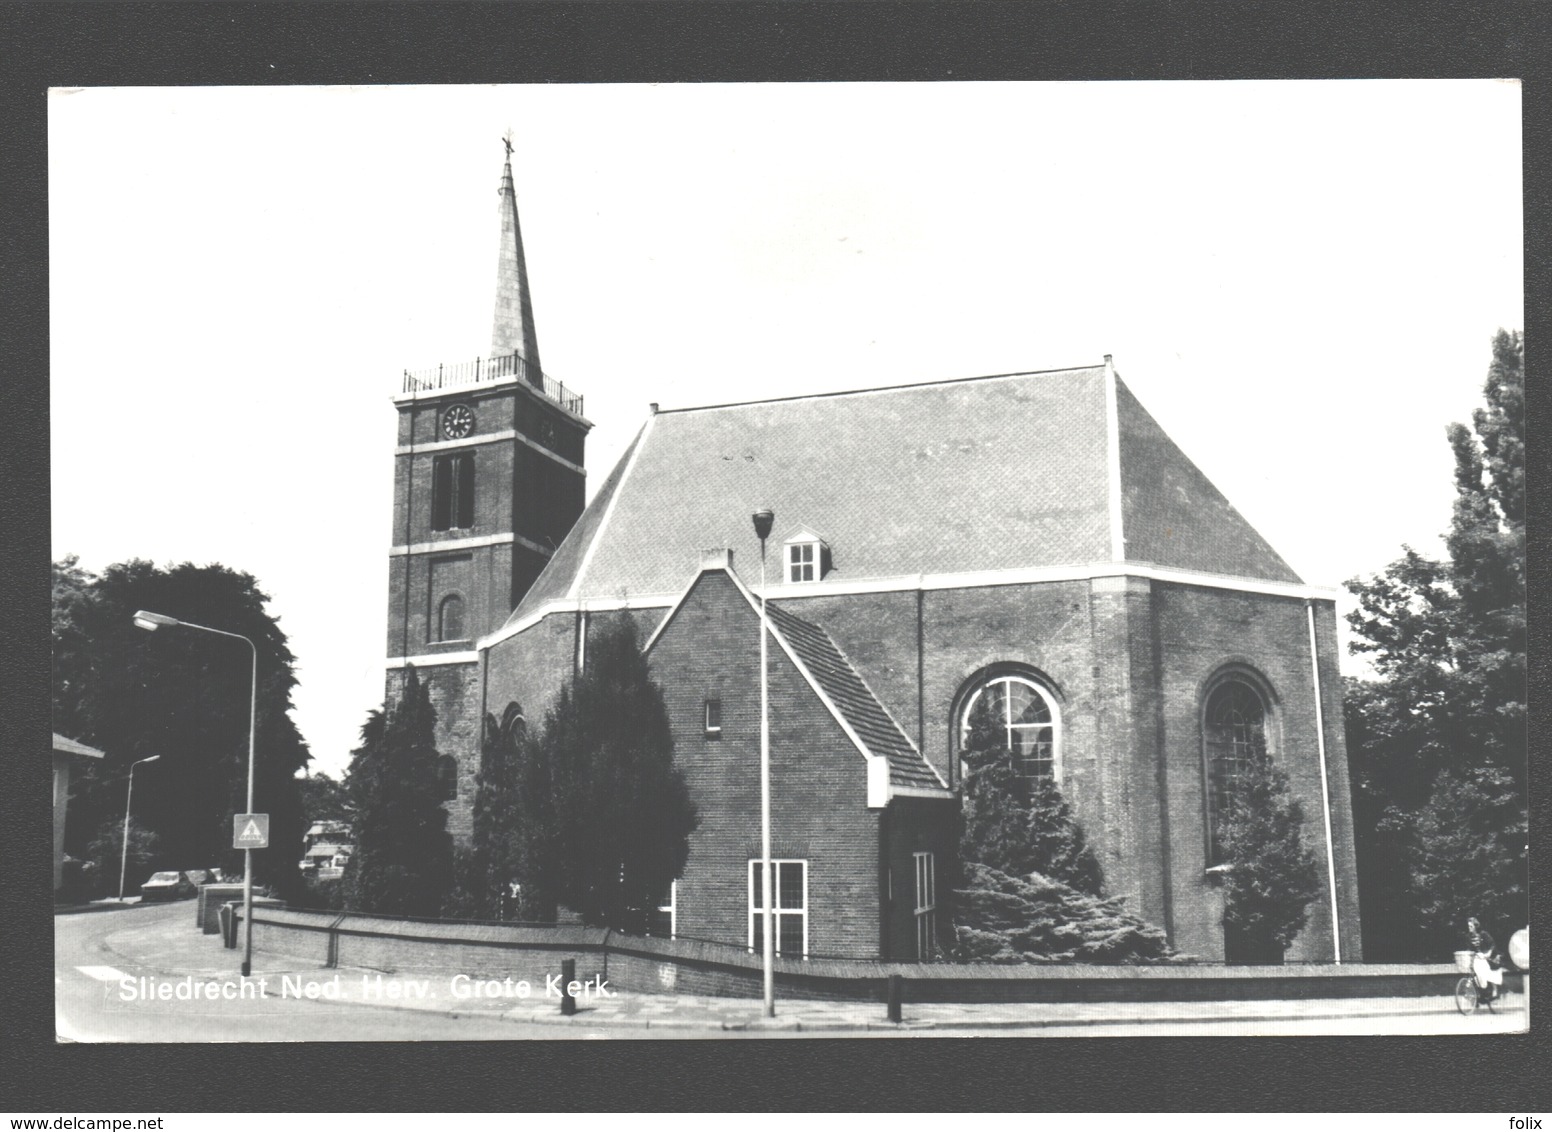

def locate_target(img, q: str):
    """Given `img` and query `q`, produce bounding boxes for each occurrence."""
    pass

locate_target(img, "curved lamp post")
[118,755,161,900]
[134,610,258,977]
[751,508,775,1019]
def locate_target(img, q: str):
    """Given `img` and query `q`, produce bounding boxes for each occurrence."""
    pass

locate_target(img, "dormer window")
[781,528,830,584]
[788,542,816,583]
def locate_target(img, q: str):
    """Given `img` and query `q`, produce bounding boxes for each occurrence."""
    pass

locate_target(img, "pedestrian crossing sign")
[233,813,270,849]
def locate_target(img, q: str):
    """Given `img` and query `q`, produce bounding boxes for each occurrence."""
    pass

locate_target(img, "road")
[56,902,1526,1041]
[55,902,558,1041]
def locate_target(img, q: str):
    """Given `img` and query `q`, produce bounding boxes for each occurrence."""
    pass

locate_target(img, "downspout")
[916,577,928,783]
[1306,599,1342,963]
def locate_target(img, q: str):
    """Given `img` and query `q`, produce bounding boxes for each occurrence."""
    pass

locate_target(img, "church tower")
[384,137,591,836]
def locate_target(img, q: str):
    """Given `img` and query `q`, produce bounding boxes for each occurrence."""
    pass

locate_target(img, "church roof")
[509,363,1300,624]
[763,602,945,792]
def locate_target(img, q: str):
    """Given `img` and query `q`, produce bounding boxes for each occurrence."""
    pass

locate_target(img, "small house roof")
[53,733,104,759]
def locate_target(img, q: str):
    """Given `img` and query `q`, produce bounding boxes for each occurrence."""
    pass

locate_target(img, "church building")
[385,147,1364,963]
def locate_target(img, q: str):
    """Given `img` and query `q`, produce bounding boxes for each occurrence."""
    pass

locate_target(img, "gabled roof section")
[1114,376,1302,584]
[645,562,947,795]
[516,366,1112,608]
[764,602,945,792]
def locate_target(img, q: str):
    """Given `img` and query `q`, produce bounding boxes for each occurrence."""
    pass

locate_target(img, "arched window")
[437,594,465,642]
[959,673,1060,783]
[1204,678,1271,863]
[437,755,459,802]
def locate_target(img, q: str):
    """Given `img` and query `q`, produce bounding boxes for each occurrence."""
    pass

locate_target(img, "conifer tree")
[954,691,1170,961]
[531,616,696,930]
[465,700,531,919]
[342,670,454,918]
[1214,756,1323,959]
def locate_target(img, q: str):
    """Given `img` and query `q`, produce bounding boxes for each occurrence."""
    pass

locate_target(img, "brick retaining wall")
[240,907,1516,1004]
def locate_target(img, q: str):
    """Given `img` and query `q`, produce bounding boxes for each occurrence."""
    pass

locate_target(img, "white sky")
[49,81,1523,779]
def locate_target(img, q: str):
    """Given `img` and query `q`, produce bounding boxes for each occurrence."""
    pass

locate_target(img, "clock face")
[539,419,557,445]
[442,404,475,440]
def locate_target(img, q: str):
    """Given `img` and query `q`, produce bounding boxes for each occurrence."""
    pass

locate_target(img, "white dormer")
[781,527,831,584]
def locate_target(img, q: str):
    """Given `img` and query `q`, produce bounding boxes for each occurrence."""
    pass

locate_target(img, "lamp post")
[118,755,161,900]
[134,610,258,977]
[751,508,776,1018]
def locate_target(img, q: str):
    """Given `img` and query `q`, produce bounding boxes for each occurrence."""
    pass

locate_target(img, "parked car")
[139,871,198,902]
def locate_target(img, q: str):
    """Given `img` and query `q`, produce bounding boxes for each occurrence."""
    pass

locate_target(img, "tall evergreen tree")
[958,694,1102,893]
[1344,329,1526,958]
[529,616,696,930]
[464,700,530,920]
[342,670,454,918]
[51,557,310,899]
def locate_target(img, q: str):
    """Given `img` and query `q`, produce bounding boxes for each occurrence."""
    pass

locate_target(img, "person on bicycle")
[1466,917,1502,1001]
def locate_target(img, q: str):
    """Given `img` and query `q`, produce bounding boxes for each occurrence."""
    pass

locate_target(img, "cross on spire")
[502,129,514,160]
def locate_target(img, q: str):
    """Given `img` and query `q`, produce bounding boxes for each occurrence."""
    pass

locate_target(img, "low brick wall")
[239,907,1522,1004]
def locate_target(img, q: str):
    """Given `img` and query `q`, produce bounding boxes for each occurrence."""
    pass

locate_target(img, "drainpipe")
[1306,599,1341,963]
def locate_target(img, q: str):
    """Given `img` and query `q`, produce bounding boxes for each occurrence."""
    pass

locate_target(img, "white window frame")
[914,851,936,960]
[704,697,722,738]
[959,674,1062,784]
[651,881,676,940]
[747,859,809,959]
[786,541,818,583]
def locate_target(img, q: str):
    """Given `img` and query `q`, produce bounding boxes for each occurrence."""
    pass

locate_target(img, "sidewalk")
[87,905,1527,1034]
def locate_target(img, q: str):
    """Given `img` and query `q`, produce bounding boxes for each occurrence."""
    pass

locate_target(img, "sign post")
[233,812,268,978]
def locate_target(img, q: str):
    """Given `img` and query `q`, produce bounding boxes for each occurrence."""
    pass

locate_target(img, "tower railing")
[401,352,584,416]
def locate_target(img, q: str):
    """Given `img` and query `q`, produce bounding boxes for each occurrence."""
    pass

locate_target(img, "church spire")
[491,130,543,386]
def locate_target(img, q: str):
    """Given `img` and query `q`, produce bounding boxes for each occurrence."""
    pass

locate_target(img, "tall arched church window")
[1204,679,1270,863]
[438,594,465,642]
[959,674,1059,783]
[437,755,459,802]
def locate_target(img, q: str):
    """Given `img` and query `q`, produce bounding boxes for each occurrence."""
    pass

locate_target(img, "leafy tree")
[84,818,161,899]
[1214,756,1323,960]
[341,671,454,918]
[954,695,1171,962]
[1344,329,1526,958]
[296,772,352,827]
[526,616,696,930]
[1407,766,1526,945]
[51,557,310,900]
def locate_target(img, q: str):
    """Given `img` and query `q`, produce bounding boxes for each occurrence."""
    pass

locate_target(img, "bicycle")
[1453,949,1501,1015]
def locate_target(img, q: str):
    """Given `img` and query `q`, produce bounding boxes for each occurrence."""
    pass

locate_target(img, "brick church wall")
[1151,583,1360,961]
[648,572,884,958]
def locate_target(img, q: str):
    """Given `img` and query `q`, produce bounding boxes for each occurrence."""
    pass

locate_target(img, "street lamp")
[133,610,259,977]
[118,755,161,900]
[751,508,775,1019]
